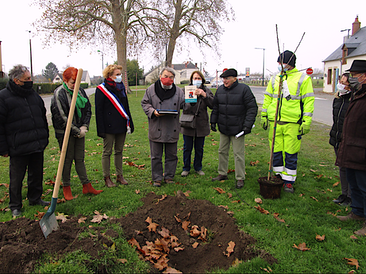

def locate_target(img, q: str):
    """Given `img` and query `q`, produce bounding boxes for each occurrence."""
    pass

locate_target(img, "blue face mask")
[192,80,202,87]
[114,75,123,83]
[278,64,288,72]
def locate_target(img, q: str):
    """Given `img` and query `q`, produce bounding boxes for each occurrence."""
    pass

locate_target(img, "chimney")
[0,41,3,78]
[352,16,361,36]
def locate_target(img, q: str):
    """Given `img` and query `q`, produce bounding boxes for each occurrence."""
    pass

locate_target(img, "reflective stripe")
[271,76,276,91]
[296,73,307,96]
[288,92,315,100]
[262,109,267,113]
[273,166,284,172]
[285,167,297,175]
[303,112,313,117]
[264,91,274,97]
[281,174,296,182]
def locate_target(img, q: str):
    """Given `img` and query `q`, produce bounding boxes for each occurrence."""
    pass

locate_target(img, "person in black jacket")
[0,65,50,217]
[51,67,103,200]
[329,73,351,206]
[210,68,258,188]
[95,64,134,187]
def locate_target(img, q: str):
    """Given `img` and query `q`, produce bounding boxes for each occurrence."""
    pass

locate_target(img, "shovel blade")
[40,212,59,238]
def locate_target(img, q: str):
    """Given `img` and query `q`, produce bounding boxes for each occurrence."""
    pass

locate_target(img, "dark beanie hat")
[277,50,296,67]
[220,68,237,78]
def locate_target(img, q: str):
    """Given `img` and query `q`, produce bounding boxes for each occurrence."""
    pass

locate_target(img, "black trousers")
[9,152,44,210]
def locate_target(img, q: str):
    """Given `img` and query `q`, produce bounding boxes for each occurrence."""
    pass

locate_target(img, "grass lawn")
[0,86,364,273]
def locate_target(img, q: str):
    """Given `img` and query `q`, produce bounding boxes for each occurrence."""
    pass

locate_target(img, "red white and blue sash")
[98,83,131,134]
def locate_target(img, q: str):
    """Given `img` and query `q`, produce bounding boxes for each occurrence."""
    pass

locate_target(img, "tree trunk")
[166,0,182,67]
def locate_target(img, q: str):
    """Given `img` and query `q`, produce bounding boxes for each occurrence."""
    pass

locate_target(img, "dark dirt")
[0,191,276,273]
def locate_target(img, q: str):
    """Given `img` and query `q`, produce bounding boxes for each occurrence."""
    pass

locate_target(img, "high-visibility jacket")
[262,68,314,126]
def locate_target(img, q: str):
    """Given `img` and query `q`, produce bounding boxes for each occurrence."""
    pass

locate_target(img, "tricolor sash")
[98,83,131,134]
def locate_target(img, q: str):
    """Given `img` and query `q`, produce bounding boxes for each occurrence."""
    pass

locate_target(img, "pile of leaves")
[112,191,277,273]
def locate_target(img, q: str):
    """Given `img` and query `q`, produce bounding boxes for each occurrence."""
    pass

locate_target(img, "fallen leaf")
[163,267,183,274]
[218,205,229,210]
[310,169,317,173]
[344,258,359,270]
[91,211,109,223]
[293,242,311,251]
[135,189,141,194]
[316,234,325,241]
[254,198,263,204]
[273,213,285,223]
[174,246,184,252]
[192,242,199,248]
[223,241,235,257]
[78,216,87,224]
[350,235,358,240]
[227,193,233,198]
[299,193,305,197]
[154,254,169,270]
[158,227,170,238]
[117,258,127,264]
[145,216,153,224]
[56,212,68,223]
[190,225,201,237]
[333,181,340,187]
[254,205,269,215]
[34,211,45,219]
[310,196,318,202]
[128,238,141,250]
[182,220,190,231]
[183,190,192,197]
[250,160,260,166]
[174,215,181,223]
[213,187,226,194]
[147,222,159,233]
[231,258,242,267]
[260,267,273,273]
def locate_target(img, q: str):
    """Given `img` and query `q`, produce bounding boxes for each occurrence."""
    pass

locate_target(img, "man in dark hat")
[261,50,315,193]
[210,68,258,189]
[336,59,366,236]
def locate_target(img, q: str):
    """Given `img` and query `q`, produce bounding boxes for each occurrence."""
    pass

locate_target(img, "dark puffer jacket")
[51,84,92,138]
[329,92,351,149]
[0,80,49,157]
[210,81,258,136]
[336,85,366,170]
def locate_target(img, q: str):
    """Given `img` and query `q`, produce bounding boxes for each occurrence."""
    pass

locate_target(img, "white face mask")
[278,64,288,72]
[115,75,122,83]
[337,83,346,91]
[192,80,202,87]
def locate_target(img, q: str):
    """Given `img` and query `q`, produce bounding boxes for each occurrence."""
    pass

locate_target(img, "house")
[52,70,91,86]
[144,62,198,84]
[323,16,366,93]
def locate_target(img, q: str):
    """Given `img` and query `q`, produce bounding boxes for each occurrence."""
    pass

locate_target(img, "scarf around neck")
[62,82,88,118]
[154,79,176,101]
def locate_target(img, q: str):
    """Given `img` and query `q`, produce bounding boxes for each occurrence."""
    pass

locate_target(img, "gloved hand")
[211,123,217,132]
[261,115,268,130]
[299,123,310,135]
[78,126,88,138]
[243,127,251,135]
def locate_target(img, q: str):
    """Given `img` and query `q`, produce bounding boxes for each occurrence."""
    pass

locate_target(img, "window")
[327,68,332,85]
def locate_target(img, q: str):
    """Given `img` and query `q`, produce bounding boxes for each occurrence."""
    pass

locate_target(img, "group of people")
[1,55,365,236]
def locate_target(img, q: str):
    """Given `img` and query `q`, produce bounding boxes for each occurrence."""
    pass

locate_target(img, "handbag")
[179,99,202,129]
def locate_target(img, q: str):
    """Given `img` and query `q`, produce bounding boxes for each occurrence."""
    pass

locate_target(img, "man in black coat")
[210,68,258,188]
[0,65,50,217]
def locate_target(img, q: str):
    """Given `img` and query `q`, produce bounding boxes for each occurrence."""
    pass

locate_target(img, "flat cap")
[220,68,237,78]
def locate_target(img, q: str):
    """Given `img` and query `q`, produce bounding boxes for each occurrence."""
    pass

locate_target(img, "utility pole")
[26,31,34,80]
[255,47,265,86]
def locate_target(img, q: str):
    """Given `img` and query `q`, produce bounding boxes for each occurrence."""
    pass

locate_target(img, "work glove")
[78,126,88,138]
[261,115,268,130]
[243,127,251,135]
[211,123,217,132]
[299,123,310,136]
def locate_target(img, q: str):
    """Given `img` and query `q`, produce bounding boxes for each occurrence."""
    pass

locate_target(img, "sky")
[1,0,365,78]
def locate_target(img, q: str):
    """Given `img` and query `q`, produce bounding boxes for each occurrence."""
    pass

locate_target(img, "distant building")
[53,70,91,86]
[144,62,198,84]
[323,16,366,93]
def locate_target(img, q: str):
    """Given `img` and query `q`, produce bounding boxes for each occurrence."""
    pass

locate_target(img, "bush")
[0,78,7,90]
[0,80,88,94]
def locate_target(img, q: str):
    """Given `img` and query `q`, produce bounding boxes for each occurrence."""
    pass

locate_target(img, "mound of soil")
[0,191,276,273]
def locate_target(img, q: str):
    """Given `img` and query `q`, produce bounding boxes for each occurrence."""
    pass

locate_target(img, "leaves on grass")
[254,205,269,215]
[333,181,340,187]
[260,266,273,272]
[293,242,311,251]
[135,189,141,194]
[124,161,145,170]
[117,258,127,264]
[223,241,235,257]
[56,212,68,223]
[273,213,285,223]
[218,205,229,210]
[310,196,318,202]
[91,211,109,223]
[232,258,242,267]
[227,192,233,198]
[183,190,192,197]
[78,216,87,224]
[255,198,263,204]
[250,160,260,166]
[344,258,359,270]
[315,234,325,241]
[213,187,225,194]
[34,211,45,219]
[350,235,358,240]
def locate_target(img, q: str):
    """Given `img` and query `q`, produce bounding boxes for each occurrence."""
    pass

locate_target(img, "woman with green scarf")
[51,67,103,200]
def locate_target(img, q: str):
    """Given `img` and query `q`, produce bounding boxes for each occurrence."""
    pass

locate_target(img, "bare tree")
[148,0,234,67]
[33,0,161,89]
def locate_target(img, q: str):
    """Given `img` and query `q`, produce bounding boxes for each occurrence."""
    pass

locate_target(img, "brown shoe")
[165,179,174,184]
[117,174,128,185]
[212,174,228,181]
[63,186,74,201]
[82,183,103,195]
[337,212,364,221]
[104,176,116,188]
[354,222,366,236]
[236,180,244,189]
[153,181,161,187]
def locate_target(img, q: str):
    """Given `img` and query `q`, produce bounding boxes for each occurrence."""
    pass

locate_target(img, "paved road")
[41,86,333,127]
[250,86,333,126]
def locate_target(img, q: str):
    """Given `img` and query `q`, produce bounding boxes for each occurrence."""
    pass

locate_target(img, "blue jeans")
[183,135,205,172]
[346,168,366,219]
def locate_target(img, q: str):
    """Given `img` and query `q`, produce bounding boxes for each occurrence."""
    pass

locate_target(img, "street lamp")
[255,47,265,86]
[26,30,33,80]
[97,50,104,70]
